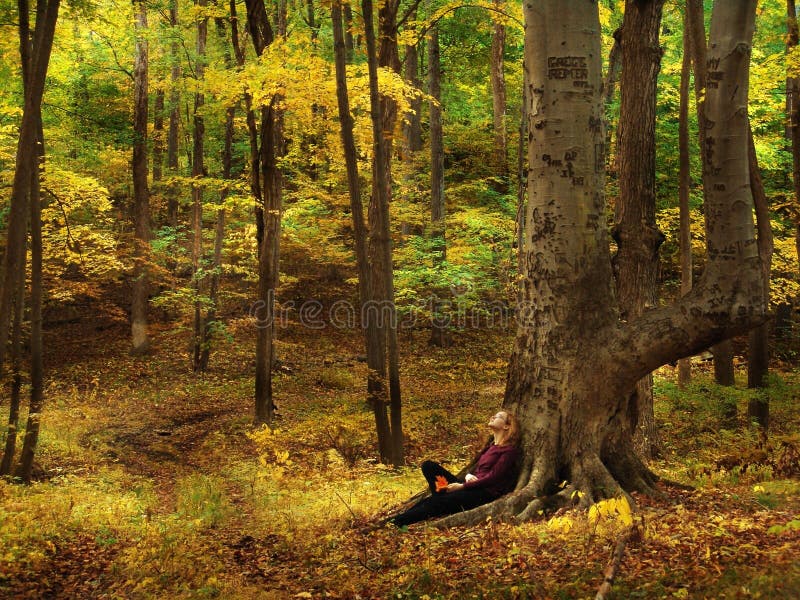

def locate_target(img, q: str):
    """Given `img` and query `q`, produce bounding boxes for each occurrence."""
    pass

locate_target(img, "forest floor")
[1,303,800,599]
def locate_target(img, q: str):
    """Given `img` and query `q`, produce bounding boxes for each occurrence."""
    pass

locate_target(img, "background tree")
[612,0,665,459]
[131,0,151,355]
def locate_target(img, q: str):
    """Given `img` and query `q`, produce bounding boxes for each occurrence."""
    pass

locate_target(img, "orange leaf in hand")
[435,475,448,492]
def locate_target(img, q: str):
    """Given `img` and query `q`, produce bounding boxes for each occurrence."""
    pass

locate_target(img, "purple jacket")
[462,443,519,497]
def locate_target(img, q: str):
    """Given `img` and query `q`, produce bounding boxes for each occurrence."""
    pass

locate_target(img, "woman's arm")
[462,447,518,491]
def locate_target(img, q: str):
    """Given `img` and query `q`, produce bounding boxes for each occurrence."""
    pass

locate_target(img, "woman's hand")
[464,474,478,483]
[446,483,464,492]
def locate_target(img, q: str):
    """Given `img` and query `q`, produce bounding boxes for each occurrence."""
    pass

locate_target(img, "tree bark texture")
[245,0,282,426]
[199,16,235,372]
[363,0,403,465]
[332,0,392,459]
[677,2,692,388]
[428,25,450,348]
[613,0,665,459]
[490,0,507,175]
[436,0,763,528]
[16,113,44,484]
[153,88,165,183]
[516,63,528,275]
[789,0,800,267]
[131,0,151,356]
[747,125,773,428]
[0,0,59,377]
[167,0,180,228]
[0,230,26,475]
[402,38,423,156]
[191,0,208,371]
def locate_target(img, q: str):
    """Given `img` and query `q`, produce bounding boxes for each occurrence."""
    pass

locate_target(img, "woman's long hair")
[500,411,520,446]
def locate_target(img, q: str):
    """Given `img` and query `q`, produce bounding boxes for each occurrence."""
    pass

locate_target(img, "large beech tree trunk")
[131,0,151,355]
[687,0,735,386]
[612,0,665,459]
[437,0,763,527]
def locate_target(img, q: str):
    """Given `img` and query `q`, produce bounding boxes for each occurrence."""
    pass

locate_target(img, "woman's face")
[488,411,509,430]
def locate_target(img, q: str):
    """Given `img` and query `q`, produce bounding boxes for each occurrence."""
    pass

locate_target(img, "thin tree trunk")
[402,39,423,156]
[167,0,180,228]
[789,0,800,269]
[677,2,692,388]
[16,112,44,484]
[613,0,665,459]
[712,340,735,386]
[364,0,402,465]
[429,24,449,348]
[490,0,507,177]
[199,16,235,372]
[344,3,355,58]
[191,0,208,371]
[0,0,59,377]
[244,0,282,426]
[153,88,165,183]
[131,0,151,355]
[747,125,773,428]
[0,234,26,475]
[332,0,391,459]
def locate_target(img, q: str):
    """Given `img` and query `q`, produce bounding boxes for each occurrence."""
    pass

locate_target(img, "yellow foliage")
[588,496,634,528]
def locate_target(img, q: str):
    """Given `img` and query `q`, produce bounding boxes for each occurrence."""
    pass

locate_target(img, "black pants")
[392,461,496,527]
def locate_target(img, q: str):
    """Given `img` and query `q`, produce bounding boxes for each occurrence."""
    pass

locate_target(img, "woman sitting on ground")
[392,410,520,527]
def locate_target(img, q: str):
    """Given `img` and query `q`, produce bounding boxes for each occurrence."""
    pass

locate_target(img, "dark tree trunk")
[153,88,165,183]
[0,0,59,377]
[712,340,735,386]
[677,2,692,388]
[332,0,391,460]
[199,16,235,372]
[747,125,773,428]
[490,0,507,177]
[790,0,800,269]
[167,0,180,228]
[344,3,355,58]
[439,0,763,527]
[191,0,208,372]
[16,110,44,484]
[402,38,423,156]
[244,0,282,427]
[613,0,665,459]
[0,225,26,476]
[131,0,151,355]
[363,0,403,465]
[428,24,449,348]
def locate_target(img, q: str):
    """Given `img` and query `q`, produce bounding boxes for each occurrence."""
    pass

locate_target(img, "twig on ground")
[595,522,641,600]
